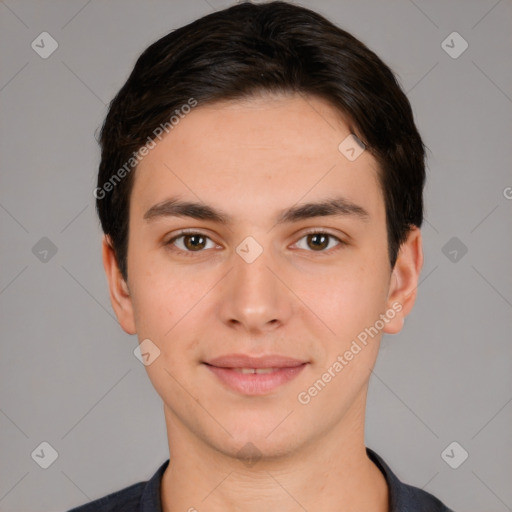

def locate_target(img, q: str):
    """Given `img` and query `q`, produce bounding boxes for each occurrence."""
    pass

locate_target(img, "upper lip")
[205,354,308,369]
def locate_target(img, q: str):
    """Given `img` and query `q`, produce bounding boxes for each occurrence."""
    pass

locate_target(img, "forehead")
[131,93,384,225]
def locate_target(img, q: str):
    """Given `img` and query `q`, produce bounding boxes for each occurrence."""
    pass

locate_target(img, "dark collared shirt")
[67,448,454,511]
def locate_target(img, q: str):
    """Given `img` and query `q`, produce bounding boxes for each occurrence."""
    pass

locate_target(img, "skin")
[102,92,423,512]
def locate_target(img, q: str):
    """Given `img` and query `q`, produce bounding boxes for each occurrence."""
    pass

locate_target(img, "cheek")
[128,247,216,352]
[313,256,390,339]
[127,246,174,334]
[131,275,198,338]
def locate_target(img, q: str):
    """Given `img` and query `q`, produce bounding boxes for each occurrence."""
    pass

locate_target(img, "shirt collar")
[140,458,169,512]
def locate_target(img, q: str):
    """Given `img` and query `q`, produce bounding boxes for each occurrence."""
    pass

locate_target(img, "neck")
[160,396,389,512]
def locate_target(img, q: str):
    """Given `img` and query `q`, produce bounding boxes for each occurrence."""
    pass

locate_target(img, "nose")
[218,245,294,335]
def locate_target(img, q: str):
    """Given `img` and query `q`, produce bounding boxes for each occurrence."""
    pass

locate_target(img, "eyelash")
[165,229,346,258]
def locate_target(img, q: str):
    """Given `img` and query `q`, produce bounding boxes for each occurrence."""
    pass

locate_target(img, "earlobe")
[101,235,137,335]
[383,227,423,335]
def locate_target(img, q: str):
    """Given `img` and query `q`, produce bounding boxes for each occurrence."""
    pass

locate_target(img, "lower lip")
[205,364,307,395]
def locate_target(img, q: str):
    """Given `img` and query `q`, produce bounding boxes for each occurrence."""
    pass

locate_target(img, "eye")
[293,231,345,253]
[166,231,217,256]
[165,229,346,257]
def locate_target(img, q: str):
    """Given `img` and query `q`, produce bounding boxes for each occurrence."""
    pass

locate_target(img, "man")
[70,1,454,510]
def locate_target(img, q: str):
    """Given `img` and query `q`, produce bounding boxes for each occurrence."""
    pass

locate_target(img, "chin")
[212,419,305,461]
[219,436,301,465]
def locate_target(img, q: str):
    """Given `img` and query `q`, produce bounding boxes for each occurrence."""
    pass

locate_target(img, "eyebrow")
[143,196,370,225]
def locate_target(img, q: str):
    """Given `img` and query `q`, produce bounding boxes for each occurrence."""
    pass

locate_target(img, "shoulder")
[366,448,455,512]
[396,480,455,511]
[66,481,145,512]
[66,459,169,512]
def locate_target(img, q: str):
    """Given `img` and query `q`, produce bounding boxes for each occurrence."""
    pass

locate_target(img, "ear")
[102,235,137,335]
[383,227,423,335]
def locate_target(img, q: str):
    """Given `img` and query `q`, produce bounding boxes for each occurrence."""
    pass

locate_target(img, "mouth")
[203,354,308,395]
[227,367,287,374]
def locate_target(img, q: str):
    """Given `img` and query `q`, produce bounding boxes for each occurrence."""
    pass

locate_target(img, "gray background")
[1,0,511,511]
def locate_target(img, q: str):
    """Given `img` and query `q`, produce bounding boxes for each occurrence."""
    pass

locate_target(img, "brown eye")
[167,232,216,256]
[182,234,207,251]
[307,233,329,251]
[294,231,344,253]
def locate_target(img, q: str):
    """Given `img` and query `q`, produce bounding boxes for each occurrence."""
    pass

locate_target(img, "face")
[103,93,422,461]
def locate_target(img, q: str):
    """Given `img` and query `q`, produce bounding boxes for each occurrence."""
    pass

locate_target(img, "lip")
[204,354,308,396]
[206,354,307,369]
